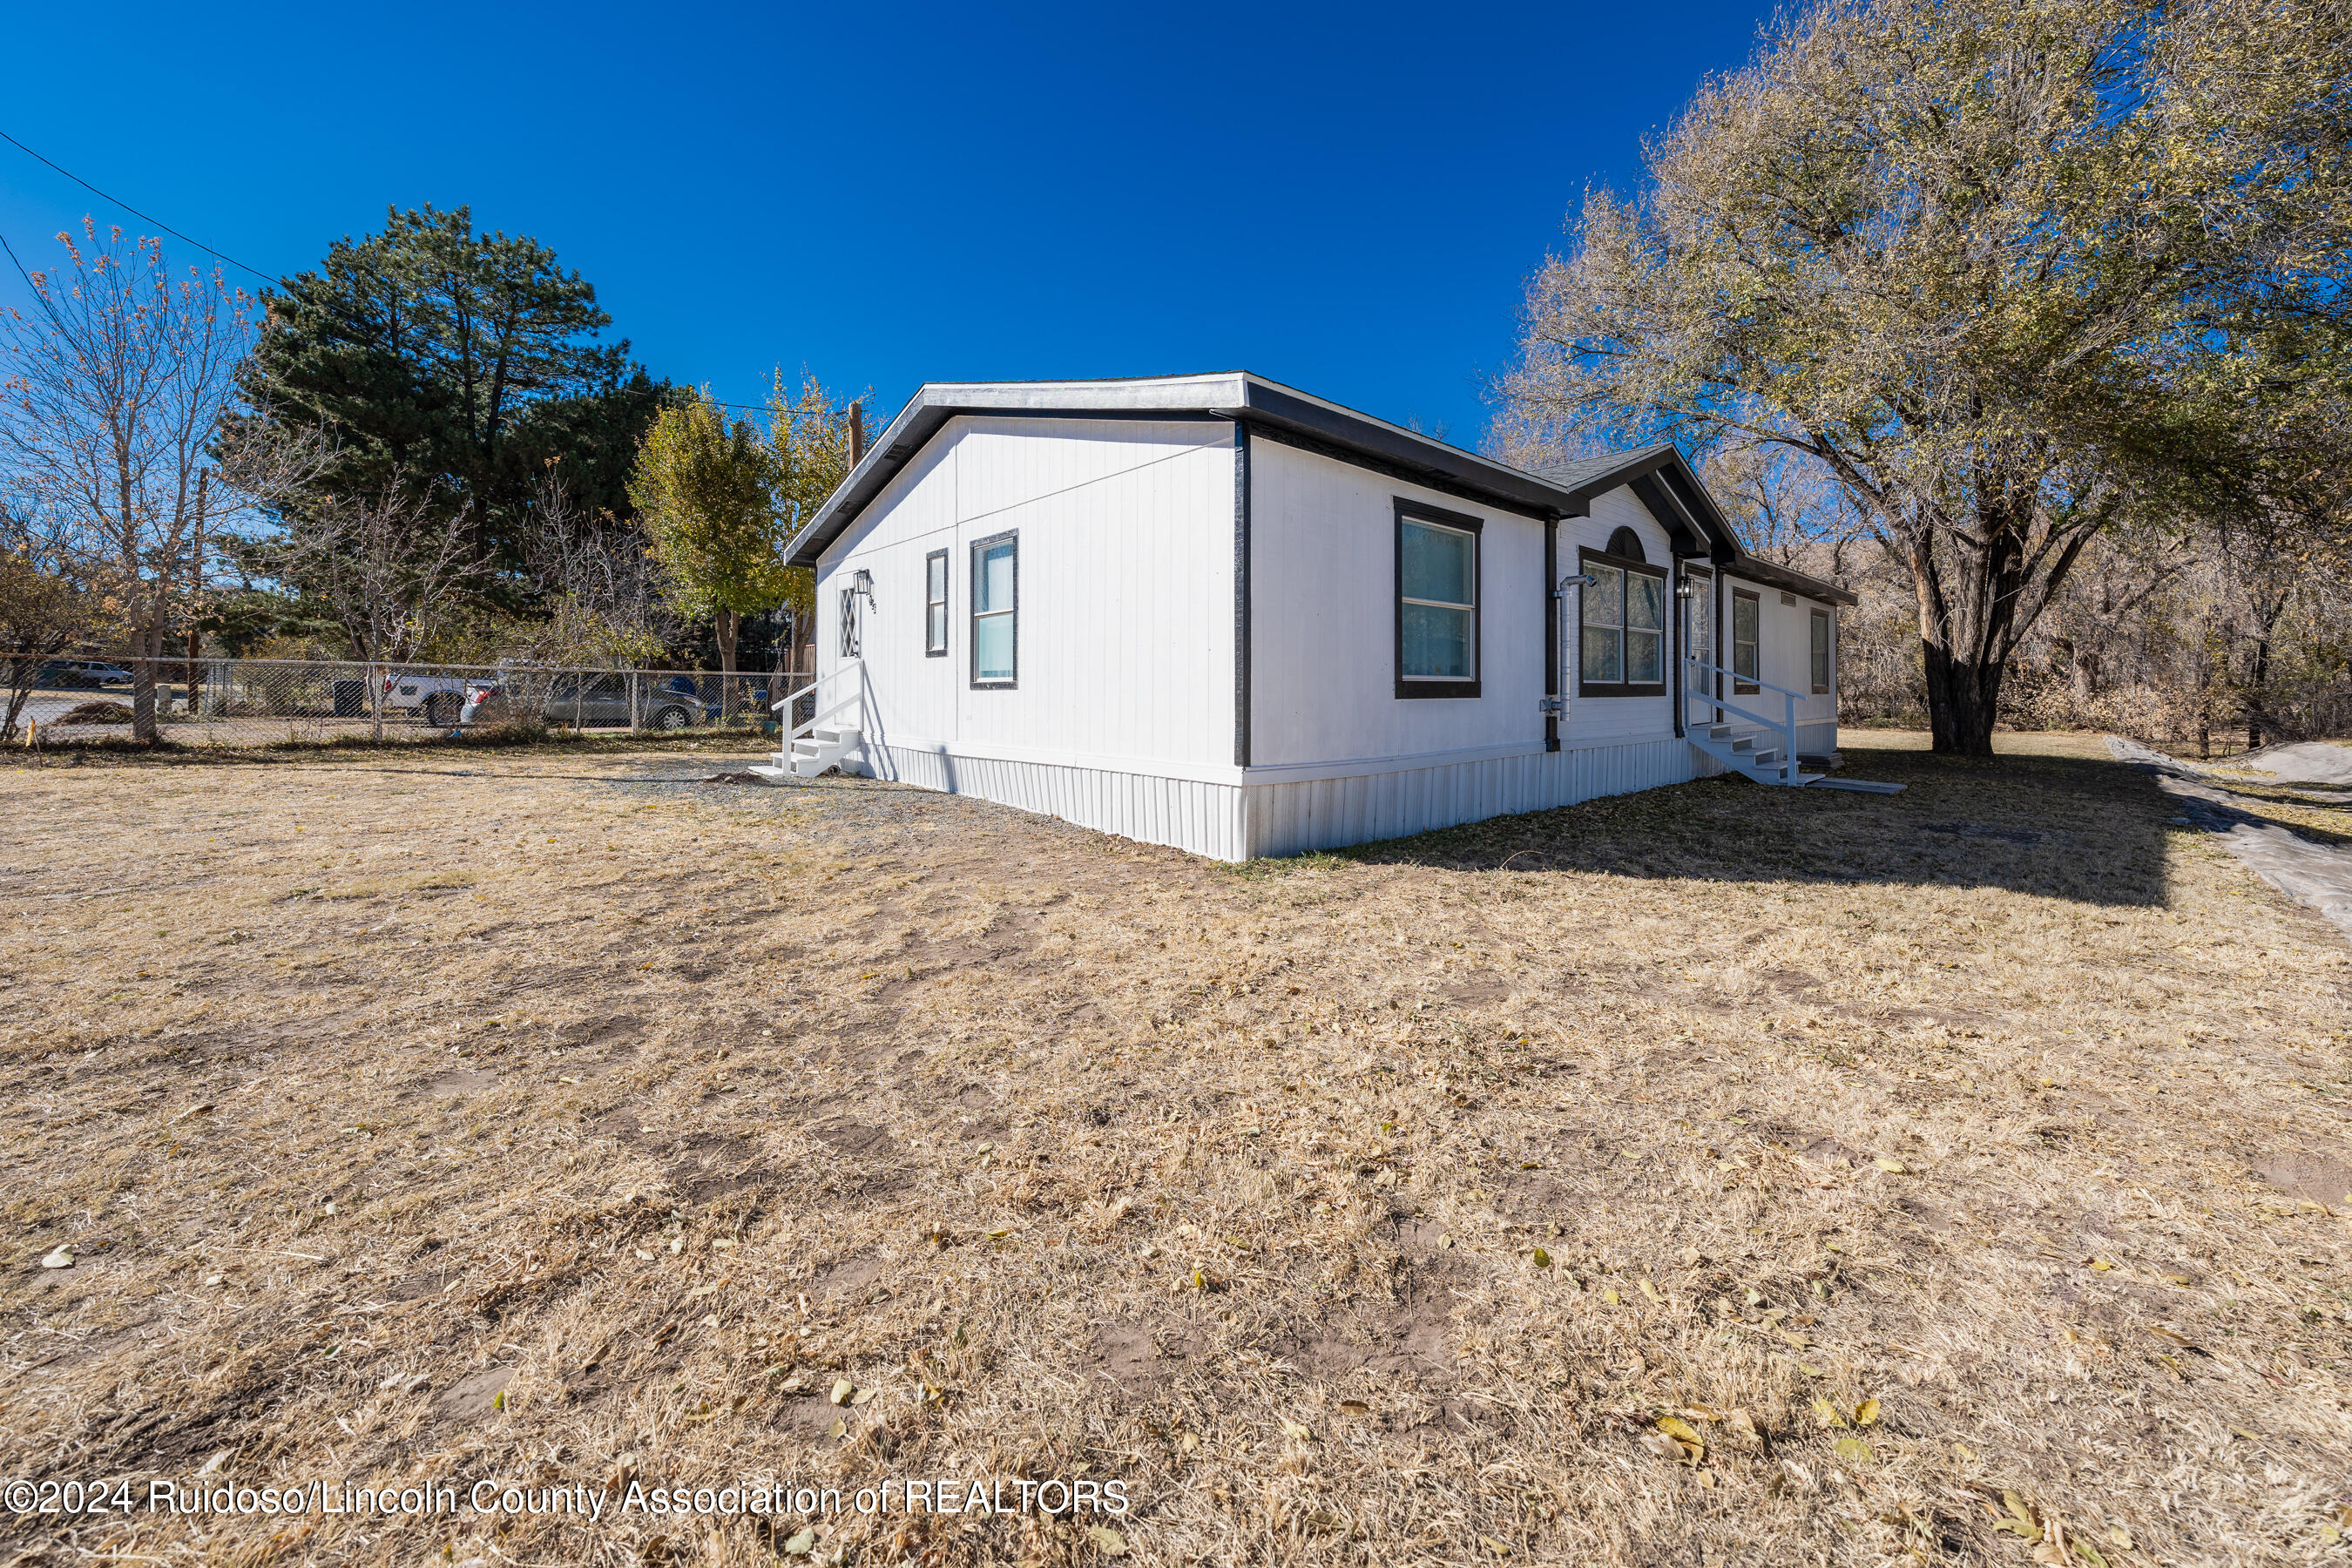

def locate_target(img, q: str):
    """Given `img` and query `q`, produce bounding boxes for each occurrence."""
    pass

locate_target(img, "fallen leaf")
[1179,1431,1200,1453]
[1479,1536,1511,1556]
[1831,1436,1875,1465]
[2089,1259,2113,1272]
[2164,1273,2191,1286]
[40,1247,74,1269]
[1279,1416,1313,1442]
[782,1526,816,1555]
[1639,1279,1664,1303]
[1600,1287,1621,1305]
[1874,1157,1907,1173]
[828,1378,855,1406]
[1655,1415,1705,1460]
[1811,1396,1847,1428]
[849,1386,876,1406]
[1951,1442,1976,1462]
[634,1248,654,1261]
[1088,1524,1128,1556]
[1531,1247,1552,1268]
[172,1103,214,1122]
[1854,1396,1881,1427]
[1339,1399,1370,1416]
[827,1416,846,1439]
[2107,1527,2134,1551]
[2228,1424,2260,1443]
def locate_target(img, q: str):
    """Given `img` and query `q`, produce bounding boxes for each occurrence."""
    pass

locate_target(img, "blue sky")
[0,1,1770,451]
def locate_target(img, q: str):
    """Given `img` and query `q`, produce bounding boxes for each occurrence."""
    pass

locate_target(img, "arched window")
[1606,525,1646,562]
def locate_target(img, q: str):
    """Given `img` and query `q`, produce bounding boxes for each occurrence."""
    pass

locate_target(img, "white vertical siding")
[1240,736,1703,859]
[872,735,1707,863]
[1247,439,1551,767]
[1721,571,1839,736]
[818,416,1236,774]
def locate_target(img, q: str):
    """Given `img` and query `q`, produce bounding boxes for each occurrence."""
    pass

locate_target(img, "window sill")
[1577,684,1667,699]
[1395,680,1483,700]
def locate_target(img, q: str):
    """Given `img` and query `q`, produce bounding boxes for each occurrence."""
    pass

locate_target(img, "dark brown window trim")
[1731,585,1761,694]
[1810,606,1832,694]
[924,548,949,657]
[1576,545,1668,698]
[969,530,1017,690]
[1394,498,1483,700]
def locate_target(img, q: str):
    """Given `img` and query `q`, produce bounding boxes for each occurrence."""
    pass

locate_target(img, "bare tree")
[267,469,477,740]
[0,499,108,743]
[0,222,256,740]
[519,460,676,731]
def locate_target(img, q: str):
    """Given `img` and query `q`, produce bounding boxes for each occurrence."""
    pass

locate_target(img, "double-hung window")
[924,550,949,657]
[970,531,1017,686]
[1810,607,1832,693]
[1577,546,1667,696]
[1732,588,1761,693]
[1395,502,1481,698]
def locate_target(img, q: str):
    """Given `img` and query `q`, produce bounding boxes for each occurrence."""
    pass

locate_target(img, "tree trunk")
[1921,642,2004,758]
[131,614,164,744]
[716,606,739,719]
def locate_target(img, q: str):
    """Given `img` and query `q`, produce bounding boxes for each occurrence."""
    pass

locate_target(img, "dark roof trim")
[779,373,1857,605]
[784,374,1571,567]
[1721,552,1858,607]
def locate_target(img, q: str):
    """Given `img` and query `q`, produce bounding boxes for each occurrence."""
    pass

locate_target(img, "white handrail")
[774,660,862,745]
[1686,658,1809,704]
[1684,655,1801,783]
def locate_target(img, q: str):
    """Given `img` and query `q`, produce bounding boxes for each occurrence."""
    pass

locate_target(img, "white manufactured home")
[770,373,1855,862]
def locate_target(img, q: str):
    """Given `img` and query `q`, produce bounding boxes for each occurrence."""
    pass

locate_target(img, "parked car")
[35,659,134,689]
[458,673,720,732]
[381,672,469,727]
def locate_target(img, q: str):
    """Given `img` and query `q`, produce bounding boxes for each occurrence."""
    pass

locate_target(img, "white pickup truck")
[380,672,469,727]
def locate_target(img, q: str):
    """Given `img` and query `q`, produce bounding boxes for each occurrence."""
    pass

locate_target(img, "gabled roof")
[781,373,1855,605]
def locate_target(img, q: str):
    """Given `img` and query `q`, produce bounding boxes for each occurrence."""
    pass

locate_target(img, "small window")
[1810,608,1832,693]
[837,587,860,658]
[1394,503,1482,698]
[970,532,1017,686]
[1578,546,1667,696]
[1686,569,1713,684]
[924,550,948,657]
[1732,589,1760,693]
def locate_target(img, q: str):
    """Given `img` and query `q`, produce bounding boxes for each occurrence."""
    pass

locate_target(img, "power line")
[0,126,277,285]
[0,127,842,416]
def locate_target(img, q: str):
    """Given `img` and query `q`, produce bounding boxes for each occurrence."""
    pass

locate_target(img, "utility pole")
[849,402,865,465]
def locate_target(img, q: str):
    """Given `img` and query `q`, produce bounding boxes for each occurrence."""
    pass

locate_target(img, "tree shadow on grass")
[1332,740,2173,909]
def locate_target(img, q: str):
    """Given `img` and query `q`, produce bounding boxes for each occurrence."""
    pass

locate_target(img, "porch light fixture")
[850,568,876,605]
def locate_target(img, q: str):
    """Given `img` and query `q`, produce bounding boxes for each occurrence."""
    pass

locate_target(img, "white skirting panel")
[1796,720,1838,756]
[1240,737,1703,859]
[871,736,1710,863]
[870,743,1250,861]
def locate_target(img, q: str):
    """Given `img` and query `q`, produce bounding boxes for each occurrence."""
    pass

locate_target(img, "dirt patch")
[421,1069,497,1097]
[438,1365,513,1421]
[2251,1149,2352,1206]
[1087,1321,1205,1395]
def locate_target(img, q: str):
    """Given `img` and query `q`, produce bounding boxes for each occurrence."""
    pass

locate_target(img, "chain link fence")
[3,656,811,749]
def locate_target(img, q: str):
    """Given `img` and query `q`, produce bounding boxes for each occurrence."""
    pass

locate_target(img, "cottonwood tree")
[0,223,254,740]
[1501,0,2352,754]
[767,373,858,692]
[629,392,789,715]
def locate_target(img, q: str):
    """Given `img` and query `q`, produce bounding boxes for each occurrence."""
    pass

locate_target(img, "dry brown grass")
[2,732,2347,1567]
